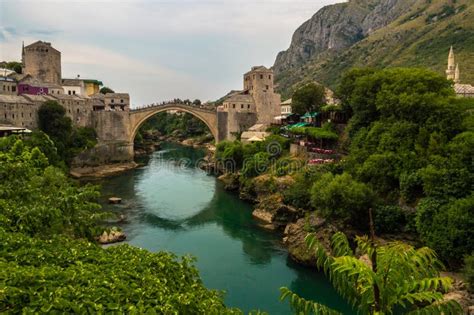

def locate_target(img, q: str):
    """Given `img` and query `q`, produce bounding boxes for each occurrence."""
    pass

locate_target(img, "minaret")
[446,46,456,81]
[454,63,460,83]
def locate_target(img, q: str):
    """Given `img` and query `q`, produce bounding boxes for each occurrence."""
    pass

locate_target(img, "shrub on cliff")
[310,173,375,228]
[416,195,474,267]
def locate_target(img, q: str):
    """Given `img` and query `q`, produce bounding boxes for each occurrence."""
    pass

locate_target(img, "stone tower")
[446,46,458,82]
[22,41,61,85]
[243,66,280,124]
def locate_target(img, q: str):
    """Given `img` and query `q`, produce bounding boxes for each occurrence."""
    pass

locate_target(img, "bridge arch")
[128,104,218,144]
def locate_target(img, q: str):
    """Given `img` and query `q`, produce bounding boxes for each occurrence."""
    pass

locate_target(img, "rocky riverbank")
[214,169,474,313]
[70,162,139,179]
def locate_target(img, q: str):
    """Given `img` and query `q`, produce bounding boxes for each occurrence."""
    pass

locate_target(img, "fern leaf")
[279,287,342,315]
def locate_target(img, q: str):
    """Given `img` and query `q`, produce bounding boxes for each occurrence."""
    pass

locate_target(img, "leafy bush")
[374,205,408,234]
[282,171,317,210]
[463,253,474,293]
[311,173,375,227]
[241,152,270,179]
[0,230,239,314]
[38,101,98,164]
[416,195,474,267]
[216,141,244,171]
[0,140,104,239]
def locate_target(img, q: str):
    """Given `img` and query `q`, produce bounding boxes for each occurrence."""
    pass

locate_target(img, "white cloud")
[0,0,342,105]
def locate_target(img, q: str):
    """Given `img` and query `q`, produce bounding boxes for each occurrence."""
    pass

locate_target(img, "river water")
[99,143,352,314]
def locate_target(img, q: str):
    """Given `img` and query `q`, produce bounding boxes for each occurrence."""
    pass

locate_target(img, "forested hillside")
[274,0,474,98]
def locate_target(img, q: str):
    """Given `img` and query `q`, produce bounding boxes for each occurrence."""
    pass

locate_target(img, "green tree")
[37,101,97,164]
[100,86,115,94]
[311,173,375,227]
[416,195,474,267]
[5,61,22,74]
[463,253,474,293]
[291,83,325,115]
[281,231,462,314]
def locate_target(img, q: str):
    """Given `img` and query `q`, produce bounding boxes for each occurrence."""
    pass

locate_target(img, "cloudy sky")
[0,0,340,106]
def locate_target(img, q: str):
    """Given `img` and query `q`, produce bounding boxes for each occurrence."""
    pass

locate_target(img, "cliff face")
[274,0,416,75]
[273,0,474,98]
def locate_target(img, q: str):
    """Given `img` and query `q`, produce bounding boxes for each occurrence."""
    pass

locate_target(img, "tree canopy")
[291,83,326,115]
[99,86,115,94]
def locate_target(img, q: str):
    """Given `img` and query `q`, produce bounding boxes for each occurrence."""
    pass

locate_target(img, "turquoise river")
[99,143,352,314]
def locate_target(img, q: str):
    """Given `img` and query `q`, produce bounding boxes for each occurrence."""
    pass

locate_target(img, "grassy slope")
[275,0,474,98]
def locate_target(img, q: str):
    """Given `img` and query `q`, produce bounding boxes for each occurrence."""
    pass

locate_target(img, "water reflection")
[98,143,352,314]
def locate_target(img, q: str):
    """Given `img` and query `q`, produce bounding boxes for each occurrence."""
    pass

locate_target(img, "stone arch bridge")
[129,103,219,143]
[86,103,227,165]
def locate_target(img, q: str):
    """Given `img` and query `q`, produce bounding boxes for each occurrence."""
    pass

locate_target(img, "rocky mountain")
[274,0,474,98]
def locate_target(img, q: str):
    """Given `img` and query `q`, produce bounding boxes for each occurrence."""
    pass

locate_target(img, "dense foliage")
[215,135,290,175]
[281,232,462,314]
[334,68,473,266]
[38,101,97,164]
[0,230,239,314]
[135,111,211,147]
[277,68,472,266]
[310,173,374,228]
[291,83,326,115]
[463,253,474,293]
[0,139,103,239]
[99,86,115,94]
[3,61,22,74]
[0,137,241,313]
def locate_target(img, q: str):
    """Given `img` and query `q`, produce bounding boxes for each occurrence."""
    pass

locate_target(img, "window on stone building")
[269,75,271,80]
[2,86,5,91]
[260,75,263,79]
[12,86,16,92]
[12,114,14,119]
[73,91,76,95]
[121,99,124,103]
[7,86,10,91]
[68,91,71,95]
[232,104,235,109]
[266,85,269,90]
[111,99,114,103]
[248,104,250,109]
[241,104,244,109]
[77,108,80,113]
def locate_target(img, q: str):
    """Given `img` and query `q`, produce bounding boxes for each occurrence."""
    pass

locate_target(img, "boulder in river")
[97,228,126,245]
[108,197,122,204]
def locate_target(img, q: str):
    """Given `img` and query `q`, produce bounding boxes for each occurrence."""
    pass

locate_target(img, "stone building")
[22,41,61,85]
[0,76,17,95]
[218,66,281,140]
[62,78,103,97]
[446,46,474,98]
[243,66,281,124]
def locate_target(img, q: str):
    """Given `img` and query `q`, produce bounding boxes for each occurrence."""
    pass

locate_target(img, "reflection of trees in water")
[102,143,281,266]
[160,143,206,166]
[185,185,279,265]
[286,257,352,314]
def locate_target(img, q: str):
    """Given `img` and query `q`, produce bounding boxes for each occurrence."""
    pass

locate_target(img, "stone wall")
[92,111,131,142]
[71,141,134,167]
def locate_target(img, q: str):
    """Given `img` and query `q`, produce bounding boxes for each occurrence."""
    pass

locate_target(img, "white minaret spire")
[446,46,456,81]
